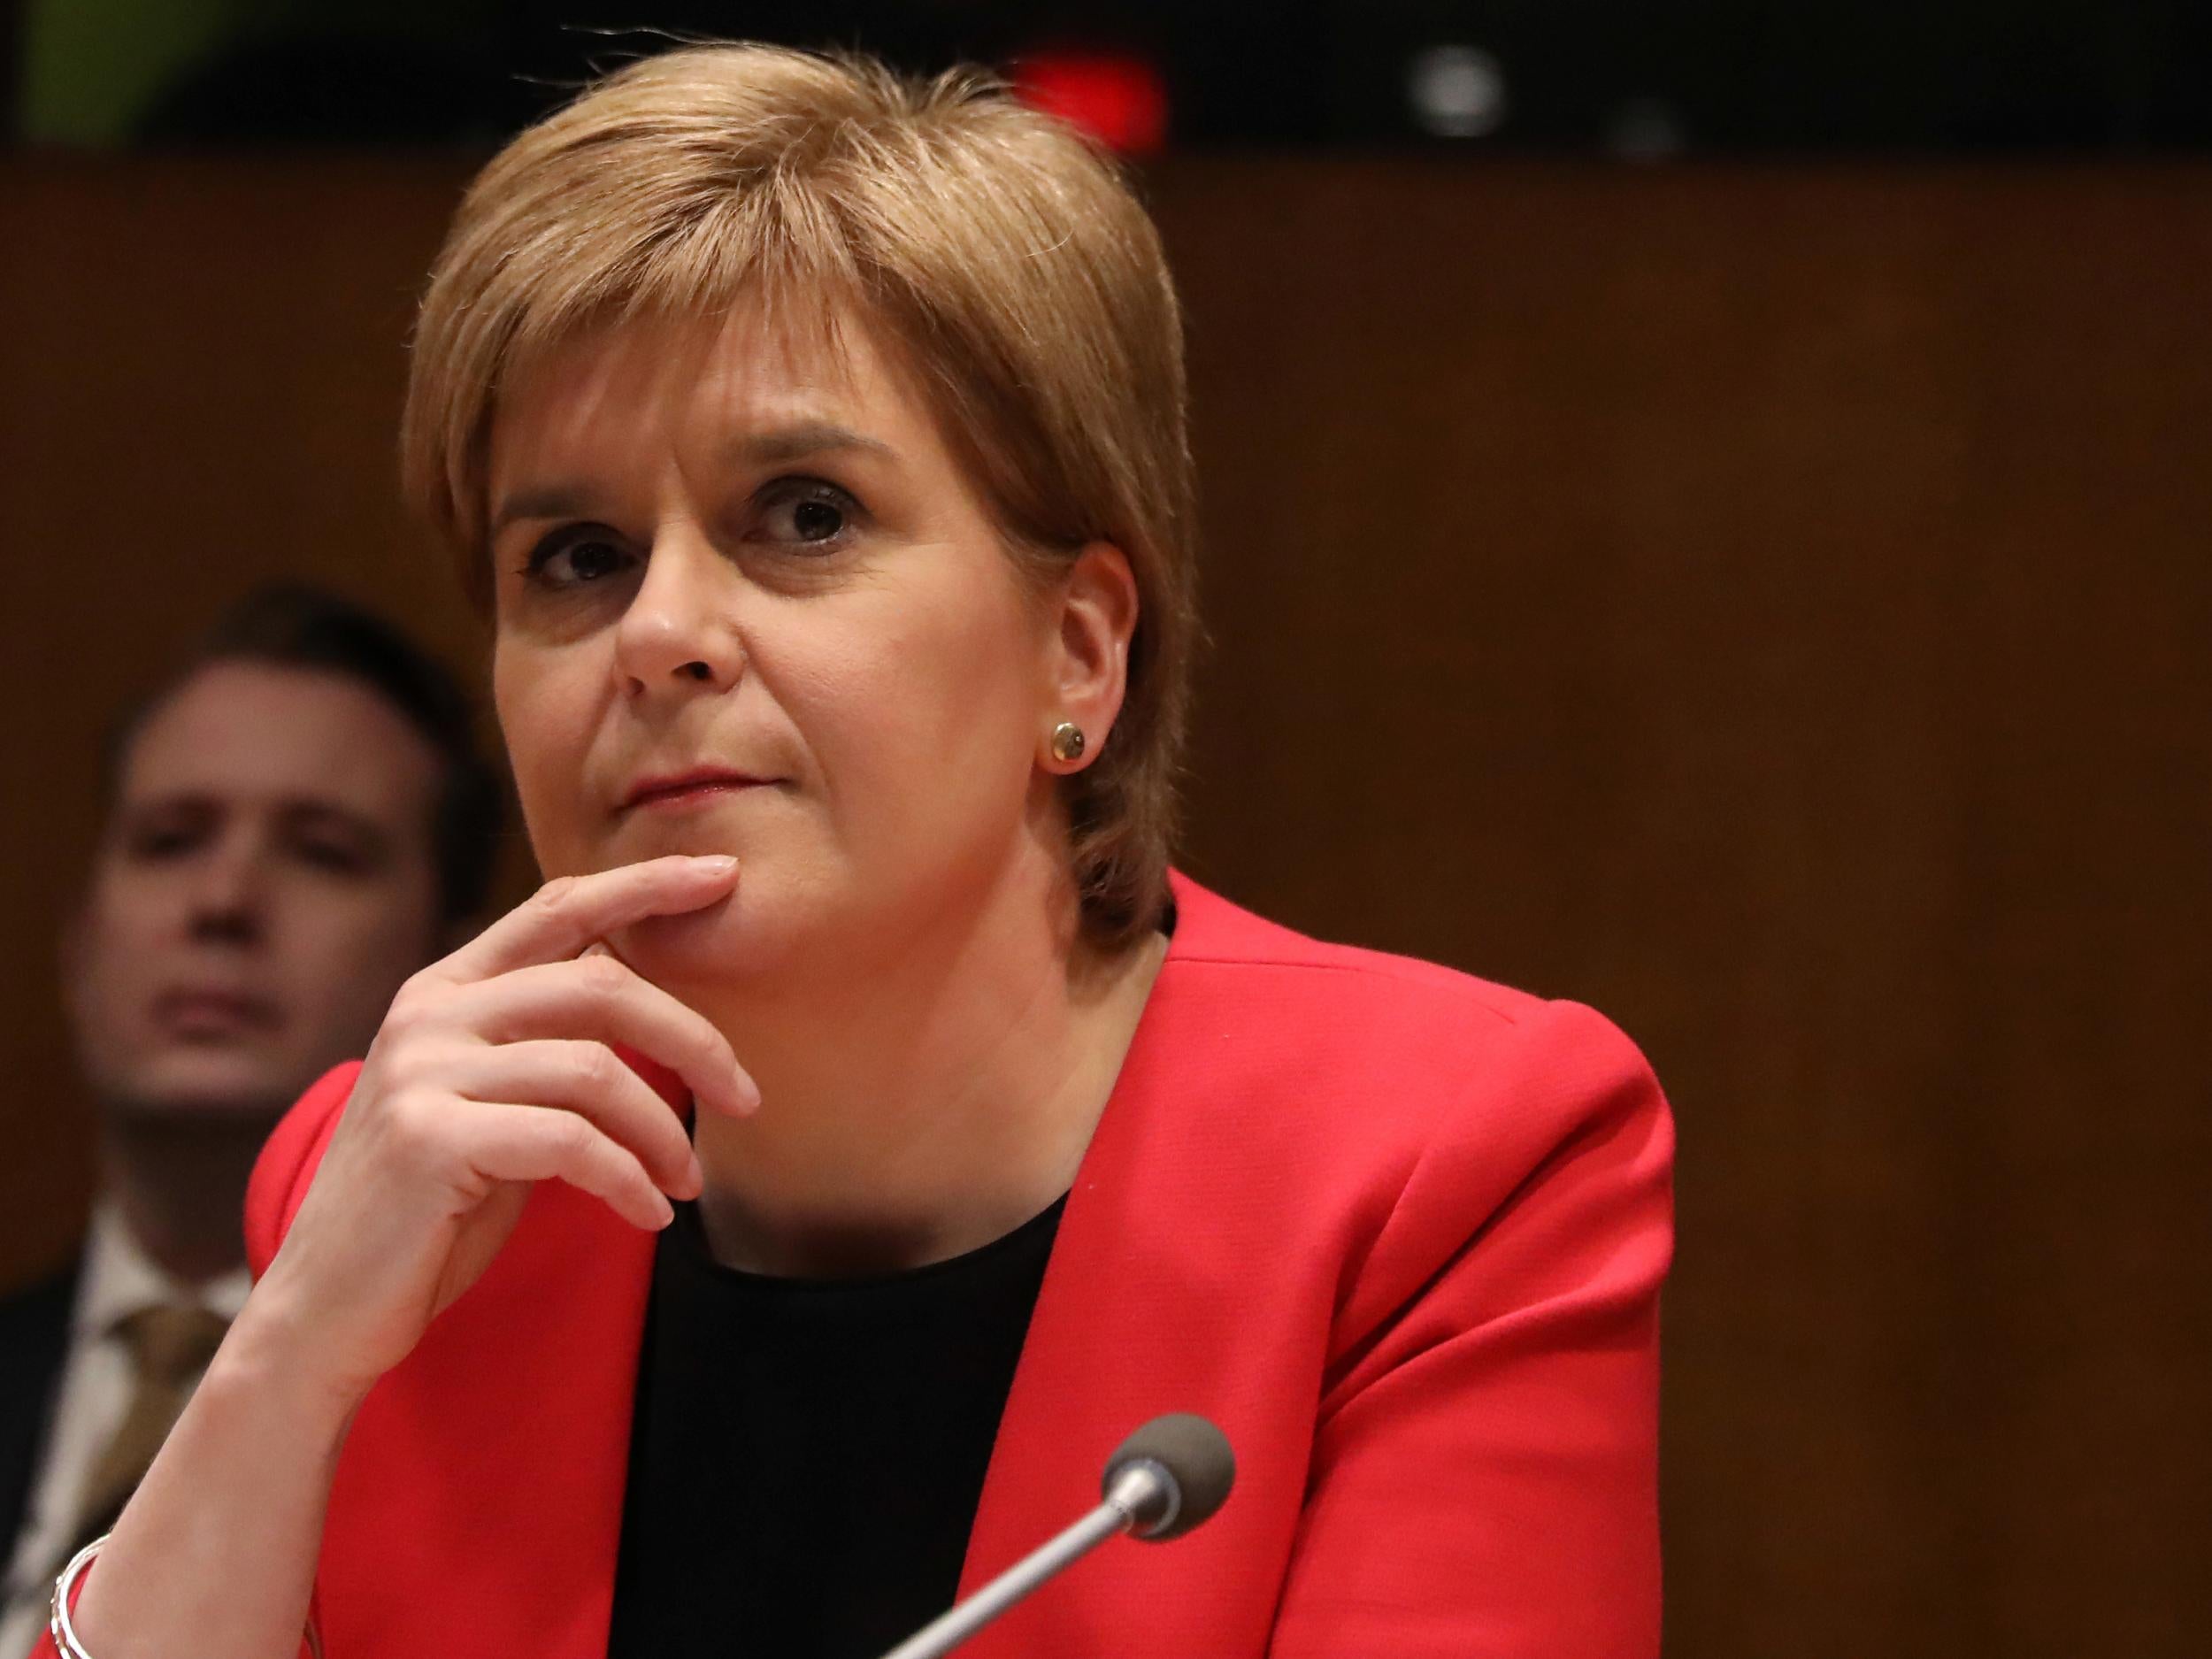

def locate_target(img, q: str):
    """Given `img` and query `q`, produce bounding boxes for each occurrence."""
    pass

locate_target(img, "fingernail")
[696,855,738,873]
[652,1194,675,1228]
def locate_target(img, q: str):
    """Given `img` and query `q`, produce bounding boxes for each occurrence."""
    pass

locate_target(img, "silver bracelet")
[48,1535,105,1659]
[49,1534,324,1658]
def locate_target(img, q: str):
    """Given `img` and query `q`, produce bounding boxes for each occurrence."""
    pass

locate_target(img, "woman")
[44,42,1673,1659]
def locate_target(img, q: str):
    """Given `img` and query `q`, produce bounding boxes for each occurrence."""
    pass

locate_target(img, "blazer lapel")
[949,879,1308,1659]
[953,918,1249,1658]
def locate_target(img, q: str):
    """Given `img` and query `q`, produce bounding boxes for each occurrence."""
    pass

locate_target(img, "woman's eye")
[526,528,634,588]
[791,498,844,541]
[759,480,857,549]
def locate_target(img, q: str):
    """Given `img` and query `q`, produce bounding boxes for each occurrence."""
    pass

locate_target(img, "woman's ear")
[1040,541,1139,773]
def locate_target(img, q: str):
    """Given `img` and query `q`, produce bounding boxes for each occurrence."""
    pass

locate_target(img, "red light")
[1014,50,1169,155]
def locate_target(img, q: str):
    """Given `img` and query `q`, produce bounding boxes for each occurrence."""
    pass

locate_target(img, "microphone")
[875,1412,1236,1659]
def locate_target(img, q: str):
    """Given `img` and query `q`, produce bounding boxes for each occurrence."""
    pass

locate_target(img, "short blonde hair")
[402,43,1198,949]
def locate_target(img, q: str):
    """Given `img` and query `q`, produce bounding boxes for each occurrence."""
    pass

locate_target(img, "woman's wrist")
[218,1285,380,1430]
[63,1285,359,1659]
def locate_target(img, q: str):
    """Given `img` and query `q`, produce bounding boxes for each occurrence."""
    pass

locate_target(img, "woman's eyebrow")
[724,421,895,466]
[490,484,596,536]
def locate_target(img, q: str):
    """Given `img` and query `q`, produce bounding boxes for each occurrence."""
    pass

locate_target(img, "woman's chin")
[609,894,772,991]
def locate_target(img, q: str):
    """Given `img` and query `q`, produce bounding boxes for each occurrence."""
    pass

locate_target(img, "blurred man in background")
[0,586,503,1652]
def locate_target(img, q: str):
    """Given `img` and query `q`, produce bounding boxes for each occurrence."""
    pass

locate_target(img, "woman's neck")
[681,860,1169,1279]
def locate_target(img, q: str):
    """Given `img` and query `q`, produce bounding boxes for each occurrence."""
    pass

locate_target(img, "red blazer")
[43,875,1673,1658]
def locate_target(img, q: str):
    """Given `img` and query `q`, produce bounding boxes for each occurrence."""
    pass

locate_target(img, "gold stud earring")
[1049,721,1087,764]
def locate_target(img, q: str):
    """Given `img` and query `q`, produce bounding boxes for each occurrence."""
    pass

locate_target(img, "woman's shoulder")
[1138,876,1674,1377]
[1151,874,1669,1217]
[1162,872,1652,1083]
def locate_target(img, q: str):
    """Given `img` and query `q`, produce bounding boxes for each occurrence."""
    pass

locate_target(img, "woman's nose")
[612,530,745,695]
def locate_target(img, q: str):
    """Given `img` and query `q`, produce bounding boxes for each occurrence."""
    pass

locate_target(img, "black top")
[604,1192,1065,1659]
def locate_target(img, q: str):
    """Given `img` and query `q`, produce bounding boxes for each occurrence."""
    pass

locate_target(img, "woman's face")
[487,301,1090,985]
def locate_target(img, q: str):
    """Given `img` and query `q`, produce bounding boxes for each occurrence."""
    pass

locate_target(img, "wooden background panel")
[1,156,2207,1656]
[1150,162,2212,1657]
[0,155,484,1279]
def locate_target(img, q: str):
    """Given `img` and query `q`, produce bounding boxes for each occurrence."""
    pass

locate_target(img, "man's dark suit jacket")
[0,1256,80,1566]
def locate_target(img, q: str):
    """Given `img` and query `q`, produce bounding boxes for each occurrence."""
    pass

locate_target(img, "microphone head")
[1102,1413,1236,1541]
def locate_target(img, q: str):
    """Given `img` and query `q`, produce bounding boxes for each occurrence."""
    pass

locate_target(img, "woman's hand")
[242,853,757,1406]
[64,854,752,1659]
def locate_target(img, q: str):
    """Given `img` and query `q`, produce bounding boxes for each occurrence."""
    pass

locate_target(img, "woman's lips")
[622,771,775,812]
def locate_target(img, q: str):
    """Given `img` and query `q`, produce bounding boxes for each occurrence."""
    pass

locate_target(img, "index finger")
[435,856,740,982]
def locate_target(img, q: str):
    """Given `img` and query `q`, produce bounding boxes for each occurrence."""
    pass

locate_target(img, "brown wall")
[3,156,2206,1655]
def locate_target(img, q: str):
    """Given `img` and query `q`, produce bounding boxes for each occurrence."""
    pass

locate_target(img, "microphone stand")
[874,1461,1170,1659]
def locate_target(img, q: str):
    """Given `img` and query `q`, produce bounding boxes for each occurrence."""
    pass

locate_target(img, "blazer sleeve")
[22,1064,365,1659]
[242,1061,363,1279]
[1268,1001,1676,1659]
